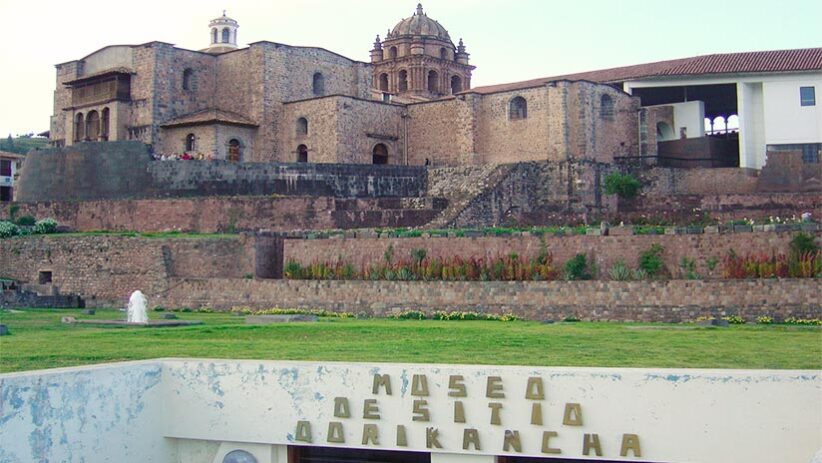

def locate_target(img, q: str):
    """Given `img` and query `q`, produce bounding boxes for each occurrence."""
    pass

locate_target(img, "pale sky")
[1,0,820,137]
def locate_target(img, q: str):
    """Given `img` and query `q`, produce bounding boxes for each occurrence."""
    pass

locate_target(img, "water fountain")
[127,290,148,324]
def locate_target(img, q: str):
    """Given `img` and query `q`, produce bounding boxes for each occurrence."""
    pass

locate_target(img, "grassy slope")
[1,309,819,373]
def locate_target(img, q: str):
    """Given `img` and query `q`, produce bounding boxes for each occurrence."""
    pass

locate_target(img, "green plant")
[411,248,427,266]
[284,260,303,279]
[756,316,773,325]
[679,257,699,280]
[790,232,819,257]
[638,244,665,278]
[608,260,632,281]
[243,274,253,279]
[706,256,718,272]
[564,253,592,280]
[722,315,745,325]
[33,218,58,235]
[15,215,36,227]
[0,221,19,238]
[392,310,426,320]
[7,204,19,221]
[383,244,394,264]
[784,317,822,326]
[603,172,641,199]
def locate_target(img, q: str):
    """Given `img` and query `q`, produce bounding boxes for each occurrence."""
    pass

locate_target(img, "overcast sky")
[1,0,820,137]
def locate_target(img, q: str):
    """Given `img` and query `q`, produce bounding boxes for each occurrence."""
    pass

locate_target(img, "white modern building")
[0,151,25,202]
[1,359,820,462]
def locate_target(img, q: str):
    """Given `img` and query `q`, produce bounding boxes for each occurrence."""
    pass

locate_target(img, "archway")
[85,110,100,141]
[427,70,439,93]
[297,145,308,163]
[372,144,388,165]
[379,74,389,92]
[185,134,196,152]
[313,72,325,96]
[228,139,241,162]
[101,108,110,141]
[451,75,462,94]
[398,70,408,92]
[74,113,84,142]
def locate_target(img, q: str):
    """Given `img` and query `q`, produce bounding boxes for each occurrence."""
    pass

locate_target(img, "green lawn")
[1,309,820,373]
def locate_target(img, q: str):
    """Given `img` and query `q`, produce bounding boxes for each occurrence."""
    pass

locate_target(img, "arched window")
[451,75,462,94]
[212,28,218,44]
[297,144,308,163]
[509,96,527,120]
[223,450,258,463]
[372,144,388,165]
[389,46,398,59]
[86,110,100,141]
[712,116,727,134]
[296,118,308,136]
[101,107,110,141]
[440,48,448,60]
[398,70,408,92]
[379,73,389,92]
[183,68,194,91]
[228,139,241,162]
[185,133,196,152]
[427,70,438,93]
[600,94,614,120]
[74,113,84,142]
[222,28,230,43]
[312,72,325,96]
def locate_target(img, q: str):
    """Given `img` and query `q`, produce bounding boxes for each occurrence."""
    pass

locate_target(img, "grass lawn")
[1,308,820,373]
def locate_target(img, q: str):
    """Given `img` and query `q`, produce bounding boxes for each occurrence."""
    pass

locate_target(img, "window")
[600,94,614,120]
[182,68,194,91]
[398,70,408,92]
[296,118,308,135]
[228,139,241,162]
[0,160,10,176]
[379,73,389,92]
[185,134,196,152]
[74,113,84,142]
[451,75,462,94]
[509,96,527,120]
[222,28,230,43]
[800,86,815,106]
[372,143,388,164]
[312,72,325,96]
[427,70,438,93]
[802,144,820,163]
[389,46,398,59]
[440,47,447,60]
[212,28,218,44]
[86,110,100,141]
[101,107,110,141]
[38,271,52,284]
[297,144,308,163]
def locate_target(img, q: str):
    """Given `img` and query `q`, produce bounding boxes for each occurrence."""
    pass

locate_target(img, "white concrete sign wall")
[1,359,820,463]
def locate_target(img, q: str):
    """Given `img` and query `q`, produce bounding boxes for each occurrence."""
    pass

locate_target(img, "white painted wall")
[739,82,766,169]
[671,100,705,139]
[2,360,820,463]
[763,77,822,144]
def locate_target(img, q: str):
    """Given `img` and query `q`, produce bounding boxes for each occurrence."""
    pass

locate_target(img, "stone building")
[47,5,820,170]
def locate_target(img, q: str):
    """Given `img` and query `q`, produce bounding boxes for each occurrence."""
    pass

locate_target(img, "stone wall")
[12,196,444,233]
[158,278,820,322]
[283,230,820,280]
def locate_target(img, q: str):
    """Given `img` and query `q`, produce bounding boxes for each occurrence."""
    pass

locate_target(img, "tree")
[1,134,13,152]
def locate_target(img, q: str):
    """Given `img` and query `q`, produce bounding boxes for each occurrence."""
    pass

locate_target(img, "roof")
[467,47,822,95]
[63,67,133,86]
[161,109,258,128]
[0,150,26,160]
[388,4,451,43]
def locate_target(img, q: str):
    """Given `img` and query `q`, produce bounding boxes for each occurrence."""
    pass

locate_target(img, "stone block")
[696,318,729,327]
[162,313,178,319]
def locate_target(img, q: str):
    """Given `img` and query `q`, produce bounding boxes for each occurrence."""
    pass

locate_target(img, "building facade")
[0,151,24,202]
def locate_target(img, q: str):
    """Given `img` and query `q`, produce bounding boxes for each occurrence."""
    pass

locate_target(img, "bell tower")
[208,11,239,50]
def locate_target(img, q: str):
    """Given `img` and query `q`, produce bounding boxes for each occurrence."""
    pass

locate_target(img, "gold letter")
[362,424,379,445]
[463,428,481,451]
[426,427,442,449]
[486,376,505,398]
[372,374,392,395]
[541,431,561,454]
[449,375,467,397]
[454,401,466,423]
[563,403,583,426]
[412,374,429,396]
[620,434,641,457]
[582,434,602,456]
[295,421,312,443]
[413,399,430,422]
[396,425,408,447]
[334,397,350,418]
[503,430,522,452]
[363,399,380,420]
[525,377,545,400]
[327,422,345,443]
[530,403,543,425]
[489,402,503,425]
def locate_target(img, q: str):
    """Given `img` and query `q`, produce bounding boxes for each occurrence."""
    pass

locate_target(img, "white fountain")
[127,290,148,324]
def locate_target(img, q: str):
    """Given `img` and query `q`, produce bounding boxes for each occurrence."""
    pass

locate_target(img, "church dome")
[389,4,451,42]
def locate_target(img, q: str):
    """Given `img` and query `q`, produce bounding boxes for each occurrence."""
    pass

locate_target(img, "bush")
[639,244,665,278]
[284,261,302,279]
[784,317,822,326]
[756,316,773,325]
[15,215,36,226]
[564,253,592,280]
[0,221,19,238]
[392,310,426,320]
[789,232,818,256]
[722,315,745,325]
[608,260,632,281]
[603,172,641,199]
[33,218,58,235]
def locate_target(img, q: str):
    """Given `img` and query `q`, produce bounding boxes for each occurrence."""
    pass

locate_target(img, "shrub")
[33,218,58,235]
[756,316,773,325]
[0,221,19,238]
[410,248,427,266]
[789,232,818,256]
[15,215,36,226]
[679,257,699,280]
[638,244,665,278]
[283,261,302,279]
[603,172,641,199]
[784,317,822,326]
[722,315,745,325]
[392,310,426,320]
[608,260,632,281]
[564,253,592,280]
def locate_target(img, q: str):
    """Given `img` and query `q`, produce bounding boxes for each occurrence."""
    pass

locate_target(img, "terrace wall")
[158,278,820,322]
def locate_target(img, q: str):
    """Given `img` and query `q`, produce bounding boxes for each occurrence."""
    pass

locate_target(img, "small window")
[297,144,308,163]
[440,47,447,60]
[296,118,308,135]
[222,28,230,43]
[39,271,53,284]
[398,70,408,92]
[509,96,527,120]
[600,94,614,120]
[182,68,194,91]
[212,28,218,44]
[451,75,462,94]
[0,160,11,176]
[389,46,398,59]
[379,73,389,92]
[427,70,439,93]
[312,72,325,96]
[185,134,196,152]
[800,86,815,106]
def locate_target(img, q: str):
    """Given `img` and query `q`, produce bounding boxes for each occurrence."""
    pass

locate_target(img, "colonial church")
[49,4,821,170]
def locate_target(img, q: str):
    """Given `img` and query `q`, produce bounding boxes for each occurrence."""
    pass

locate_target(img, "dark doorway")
[297,144,308,163]
[372,143,388,164]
